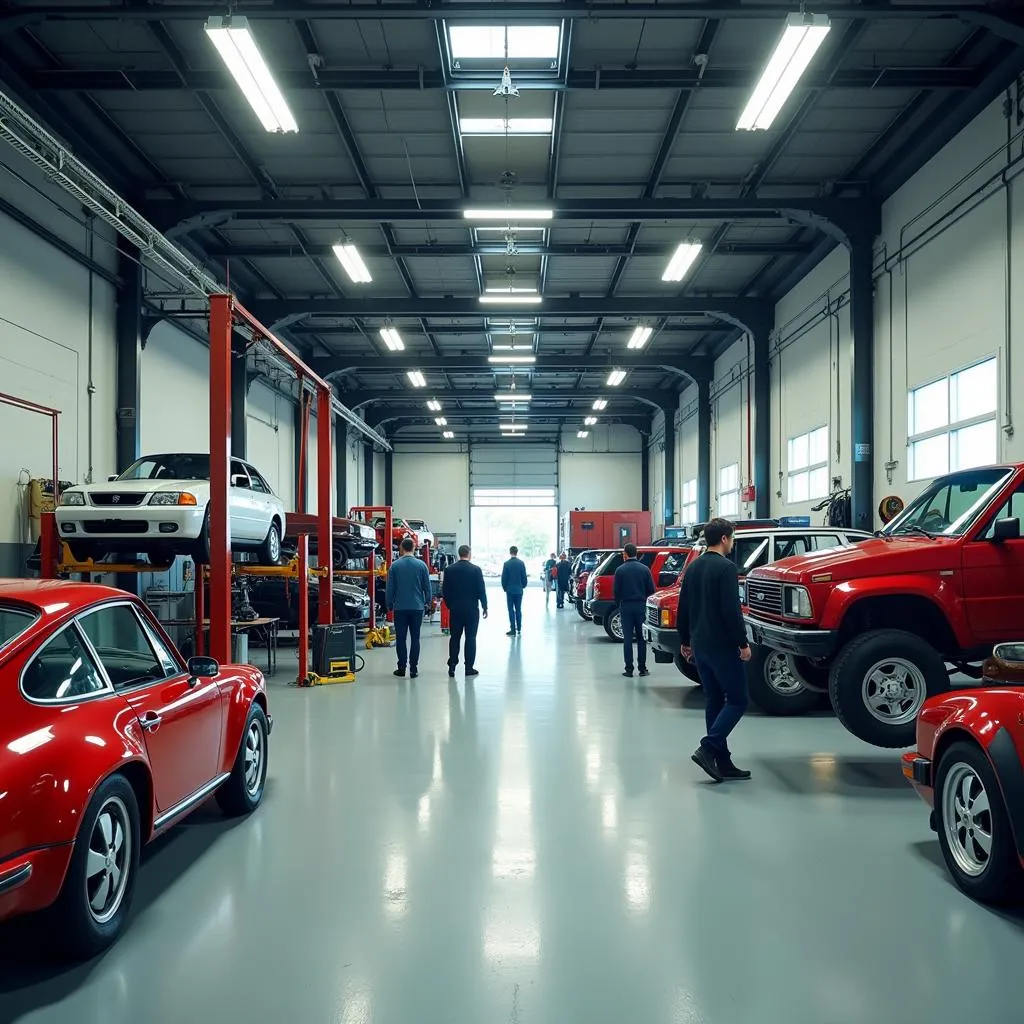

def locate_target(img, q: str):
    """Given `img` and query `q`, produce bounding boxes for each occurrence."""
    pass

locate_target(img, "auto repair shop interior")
[1,2,1024,1021]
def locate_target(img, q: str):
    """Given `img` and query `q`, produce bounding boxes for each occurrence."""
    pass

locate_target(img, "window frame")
[718,463,740,517]
[681,478,698,525]
[907,356,999,483]
[19,620,114,706]
[445,22,564,79]
[786,425,829,504]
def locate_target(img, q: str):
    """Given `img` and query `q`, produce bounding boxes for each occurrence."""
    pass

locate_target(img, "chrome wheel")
[609,610,623,641]
[268,525,281,562]
[861,657,926,725]
[942,762,993,878]
[764,652,805,695]
[244,720,264,796]
[85,796,132,925]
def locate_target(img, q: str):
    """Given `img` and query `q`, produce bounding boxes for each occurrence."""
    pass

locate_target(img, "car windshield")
[0,604,38,650]
[883,467,1013,538]
[406,520,425,530]
[118,453,210,481]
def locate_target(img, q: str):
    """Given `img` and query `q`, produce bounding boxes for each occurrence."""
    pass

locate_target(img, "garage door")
[470,443,557,504]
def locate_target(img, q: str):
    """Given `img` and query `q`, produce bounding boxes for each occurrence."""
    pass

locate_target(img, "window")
[0,605,38,650]
[230,459,252,489]
[119,454,210,481]
[656,552,687,585]
[247,466,272,494]
[787,426,829,503]
[79,604,175,690]
[731,535,770,575]
[718,464,740,517]
[459,117,554,136]
[448,24,561,62]
[22,624,107,702]
[908,358,998,481]
[473,488,556,507]
[774,533,841,560]
[681,479,697,525]
[885,466,1011,538]
[980,484,1024,540]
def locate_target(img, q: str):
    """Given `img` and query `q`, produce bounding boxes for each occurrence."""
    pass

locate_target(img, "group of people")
[386,518,752,784]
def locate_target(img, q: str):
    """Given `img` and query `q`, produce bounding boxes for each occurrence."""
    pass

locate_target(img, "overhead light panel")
[662,242,704,282]
[204,16,297,133]
[407,370,426,388]
[737,13,831,132]
[607,369,627,387]
[496,393,532,402]
[460,118,554,135]
[435,417,448,426]
[448,25,561,61]
[627,325,653,349]
[442,430,455,439]
[499,423,528,431]
[593,399,608,411]
[577,431,589,439]
[584,416,598,426]
[464,208,553,221]
[427,399,442,412]
[332,243,372,283]
[488,355,536,364]
[379,326,404,351]
[480,294,543,305]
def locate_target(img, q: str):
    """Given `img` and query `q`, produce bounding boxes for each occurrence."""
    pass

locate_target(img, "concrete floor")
[2,585,1022,1024]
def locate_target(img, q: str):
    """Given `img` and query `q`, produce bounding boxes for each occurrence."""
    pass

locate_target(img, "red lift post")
[209,295,334,679]
[350,505,394,631]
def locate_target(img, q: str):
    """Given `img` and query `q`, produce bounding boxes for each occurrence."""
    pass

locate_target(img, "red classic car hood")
[649,583,680,607]
[750,535,960,584]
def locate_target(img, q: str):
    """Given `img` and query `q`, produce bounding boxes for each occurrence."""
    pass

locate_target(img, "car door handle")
[139,711,162,732]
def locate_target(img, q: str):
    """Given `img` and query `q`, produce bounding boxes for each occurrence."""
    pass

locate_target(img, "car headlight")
[60,490,85,506]
[783,585,813,619]
[150,492,198,506]
[660,608,671,626]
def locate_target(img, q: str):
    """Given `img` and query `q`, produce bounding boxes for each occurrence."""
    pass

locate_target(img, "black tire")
[65,541,97,563]
[575,598,591,621]
[652,648,673,664]
[746,645,821,716]
[257,520,282,566]
[191,508,211,565]
[791,656,830,693]
[217,703,269,816]
[935,740,1022,903]
[603,607,623,641]
[674,651,702,684]
[828,629,950,747]
[52,774,141,958]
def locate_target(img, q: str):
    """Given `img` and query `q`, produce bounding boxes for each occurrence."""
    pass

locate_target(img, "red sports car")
[902,642,1024,903]
[0,580,271,956]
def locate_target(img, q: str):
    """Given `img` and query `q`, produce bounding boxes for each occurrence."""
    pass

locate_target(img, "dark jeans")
[693,646,749,759]
[556,584,569,607]
[448,609,480,670]
[620,601,647,671]
[506,592,523,631]
[394,609,423,671]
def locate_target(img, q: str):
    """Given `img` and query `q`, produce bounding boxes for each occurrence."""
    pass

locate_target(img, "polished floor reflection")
[3,587,1023,1023]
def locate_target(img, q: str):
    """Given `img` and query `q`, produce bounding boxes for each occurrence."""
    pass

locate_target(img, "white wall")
[676,383,700,524]
[559,424,642,518]
[391,443,470,546]
[648,411,665,535]
[711,338,752,517]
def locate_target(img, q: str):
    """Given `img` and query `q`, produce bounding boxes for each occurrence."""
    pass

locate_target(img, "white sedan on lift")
[55,452,287,565]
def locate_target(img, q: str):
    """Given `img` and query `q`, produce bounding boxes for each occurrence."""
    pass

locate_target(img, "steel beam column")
[849,233,876,531]
[115,241,142,473]
[231,332,247,459]
[696,378,712,523]
[661,404,676,527]
[753,328,771,519]
[294,398,307,513]
[336,424,348,517]
[640,435,650,512]
[208,295,233,667]
[384,451,394,506]
[363,443,374,505]
[316,384,333,625]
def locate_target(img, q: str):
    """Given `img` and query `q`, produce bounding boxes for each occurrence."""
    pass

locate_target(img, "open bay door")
[470,443,558,503]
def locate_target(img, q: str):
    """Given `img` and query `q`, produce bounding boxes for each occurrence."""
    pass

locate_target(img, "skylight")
[449,25,561,61]
[459,118,554,136]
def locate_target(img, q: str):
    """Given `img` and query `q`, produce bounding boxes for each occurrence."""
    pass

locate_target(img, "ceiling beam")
[289,320,722,337]
[347,387,675,411]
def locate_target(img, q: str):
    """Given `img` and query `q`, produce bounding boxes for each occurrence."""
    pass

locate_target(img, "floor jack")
[303,658,356,686]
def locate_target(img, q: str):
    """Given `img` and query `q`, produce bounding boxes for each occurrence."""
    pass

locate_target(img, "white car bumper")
[55,505,207,544]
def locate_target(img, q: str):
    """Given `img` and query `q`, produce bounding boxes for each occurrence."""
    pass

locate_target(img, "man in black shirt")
[554,552,572,608]
[613,543,656,677]
[677,518,752,782]
[441,544,489,677]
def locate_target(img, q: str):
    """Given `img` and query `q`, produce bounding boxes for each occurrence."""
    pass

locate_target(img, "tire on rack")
[191,507,211,565]
[65,541,98,564]
[828,628,950,748]
[217,702,270,816]
[257,520,282,566]
[745,645,821,716]
[603,607,624,641]
[674,651,702,684]
[51,773,141,959]
[935,740,1023,903]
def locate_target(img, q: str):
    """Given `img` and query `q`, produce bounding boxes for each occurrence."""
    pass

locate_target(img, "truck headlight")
[783,585,813,619]
[660,608,671,626]
[150,492,198,506]
[59,491,85,506]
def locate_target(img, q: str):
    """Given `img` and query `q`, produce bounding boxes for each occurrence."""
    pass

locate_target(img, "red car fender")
[817,573,968,643]
[216,666,268,776]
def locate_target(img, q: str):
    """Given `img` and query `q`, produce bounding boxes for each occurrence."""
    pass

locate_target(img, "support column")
[114,241,142,473]
[336,424,348,516]
[849,233,876,531]
[294,395,310,513]
[753,327,771,519]
[661,405,676,526]
[208,295,233,667]
[231,332,247,459]
[384,451,394,506]
[640,435,650,512]
[696,377,712,523]
[363,443,374,505]
[316,384,333,625]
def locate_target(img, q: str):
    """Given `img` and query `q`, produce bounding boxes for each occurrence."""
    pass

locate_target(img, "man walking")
[613,543,655,677]
[677,518,752,782]
[441,544,489,677]
[543,552,557,604]
[501,545,528,636]
[555,552,572,608]
[386,536,432,678]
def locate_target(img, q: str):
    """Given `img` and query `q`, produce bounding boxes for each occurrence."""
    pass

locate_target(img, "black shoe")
[410,669,418,679]
[466,668,480,677]
[638,668,650,677]
[393,668,406,677]
[448,669,455,678]
[506,630,516,636]
[717,759,751,781]
[691,745,723,783]
[622,670,634,678]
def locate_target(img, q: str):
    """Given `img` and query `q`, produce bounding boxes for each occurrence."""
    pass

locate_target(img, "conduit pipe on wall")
[86,216,95,483]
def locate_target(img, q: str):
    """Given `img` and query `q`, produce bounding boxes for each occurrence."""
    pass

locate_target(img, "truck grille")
[746,578,783,616]
[83,519,148,534]
[646,606,659,627]
[90,492,146,506]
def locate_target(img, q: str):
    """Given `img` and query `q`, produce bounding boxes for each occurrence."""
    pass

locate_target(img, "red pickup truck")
[744,465,1024,748]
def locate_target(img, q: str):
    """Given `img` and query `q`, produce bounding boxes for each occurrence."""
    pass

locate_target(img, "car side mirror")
[992,643,1024,665]
[993,517,1021,543]
[187,656,219,682]
[107,474,119,482]
[231,474,250,488]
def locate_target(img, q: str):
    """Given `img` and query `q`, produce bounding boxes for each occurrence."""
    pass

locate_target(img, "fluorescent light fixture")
[577,431,589,439]
[737,13,831,131]
[460,118,554,135]
[485,285,538,293]
[607,369,627,386]
[427,400,442,412]
[496,393,532,402]
[442,430,455,439]
[332,243,372,283]
[464,208,553,221]
[584,416,598,426]
[449,25,561,61]
[407,370,426,388]
[379,326,404,351]
[488,355,536,365]
[204,16,297,133]
[627,325,653,349]
[662,243,703,282]
[499,423,528,430]
[593,399,608,411]
[435,417,448,426]
[480,294,543,305]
